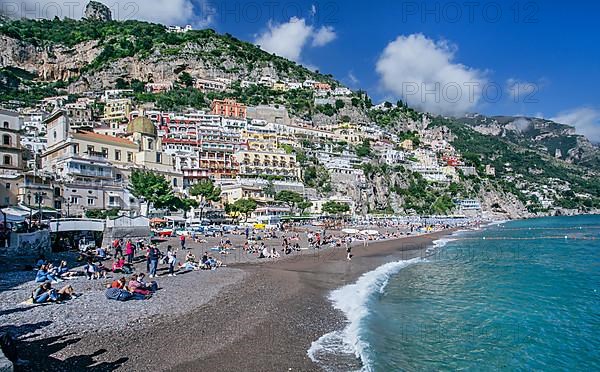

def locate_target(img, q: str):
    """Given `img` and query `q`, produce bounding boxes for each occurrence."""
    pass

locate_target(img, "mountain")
[459,114,600,169]
[0,17,337,97]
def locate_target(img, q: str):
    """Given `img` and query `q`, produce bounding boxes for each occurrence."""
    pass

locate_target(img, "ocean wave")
[308,258,421,371]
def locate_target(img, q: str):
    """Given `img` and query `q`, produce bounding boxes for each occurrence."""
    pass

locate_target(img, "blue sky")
[9,0,600,141]
[201,0,599,140]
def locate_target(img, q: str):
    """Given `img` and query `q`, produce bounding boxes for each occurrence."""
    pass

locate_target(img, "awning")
[165,216,186,222]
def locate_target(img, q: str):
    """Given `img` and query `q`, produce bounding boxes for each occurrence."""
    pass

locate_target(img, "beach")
[0,228,454,371]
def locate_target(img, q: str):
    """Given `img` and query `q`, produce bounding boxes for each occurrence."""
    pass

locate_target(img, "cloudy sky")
[3,0,600,141]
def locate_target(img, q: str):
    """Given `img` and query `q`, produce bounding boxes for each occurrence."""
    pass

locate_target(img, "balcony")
[68,168,113,178]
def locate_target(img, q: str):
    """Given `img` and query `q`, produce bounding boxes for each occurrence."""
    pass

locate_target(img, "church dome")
[126,116,157,137]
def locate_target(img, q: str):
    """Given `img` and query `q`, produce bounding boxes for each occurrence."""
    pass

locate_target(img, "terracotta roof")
[73,131,138,148]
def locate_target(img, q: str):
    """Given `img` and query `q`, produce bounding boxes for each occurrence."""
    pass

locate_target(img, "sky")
[2,0,599,142]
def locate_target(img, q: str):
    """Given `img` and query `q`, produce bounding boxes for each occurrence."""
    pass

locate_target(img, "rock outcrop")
[84,1,112,21]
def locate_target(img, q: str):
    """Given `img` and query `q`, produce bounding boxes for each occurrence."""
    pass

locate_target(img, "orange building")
[210,99,247,119]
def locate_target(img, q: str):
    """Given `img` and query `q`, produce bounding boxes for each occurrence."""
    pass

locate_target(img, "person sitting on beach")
[96,246,108,260]
[32,282,76,304]
[112,255,133,274]
[271,247,280,259]
[111,277,127,289]
[84,259,98,280]
[185,251,196,263]
[200,252,210,269]
[259,245,269,259]
[34,255,47,269]
[35,264,62,284]
[105,285,149,301]
[206,256,223,269]
[128,274,153,296]
[179,260,200,271]
[56,260,78,279]
[136,273,158,292]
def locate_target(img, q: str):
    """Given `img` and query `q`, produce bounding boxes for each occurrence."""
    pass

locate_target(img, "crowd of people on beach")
[23,218,476,306]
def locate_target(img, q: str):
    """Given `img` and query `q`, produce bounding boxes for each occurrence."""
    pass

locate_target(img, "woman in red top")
[125,240,134,264]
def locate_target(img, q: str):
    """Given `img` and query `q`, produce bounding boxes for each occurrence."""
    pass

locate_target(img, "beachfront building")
[211,99,246,119]
[453,199,482,211]
[220,178,305,205]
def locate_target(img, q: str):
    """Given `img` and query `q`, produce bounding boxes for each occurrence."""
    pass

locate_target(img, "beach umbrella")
[342,228,359,234]
[364,229,379,235]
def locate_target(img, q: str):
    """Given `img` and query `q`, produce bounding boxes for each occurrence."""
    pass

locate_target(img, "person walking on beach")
[179,234,186,250]
[148,245,159,278]
[167,246,177,277]
[346,240,352,261]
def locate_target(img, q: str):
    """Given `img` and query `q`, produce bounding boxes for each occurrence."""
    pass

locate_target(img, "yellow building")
[103,98,131,123]
[400,139,414,151]
[234,149,300,180]
[272,82,288,92]
[333,125,362,144]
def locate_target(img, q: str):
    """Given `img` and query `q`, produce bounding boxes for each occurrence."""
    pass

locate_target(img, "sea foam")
[308,258,421,371]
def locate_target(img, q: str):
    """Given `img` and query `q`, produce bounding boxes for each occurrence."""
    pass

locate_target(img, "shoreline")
[37,229,456,371]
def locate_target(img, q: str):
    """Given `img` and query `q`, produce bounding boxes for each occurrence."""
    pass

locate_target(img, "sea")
[308,215,600,371]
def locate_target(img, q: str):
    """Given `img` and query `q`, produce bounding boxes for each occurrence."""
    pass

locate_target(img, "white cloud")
[255,17,314,62]
[312,26,336,47]
[375,33,486,116]
[551,107,600,143]
[254,17,336,63]
[5,0,213,27]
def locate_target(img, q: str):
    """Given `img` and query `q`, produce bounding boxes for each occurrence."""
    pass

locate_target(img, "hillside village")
[0,2,599,225]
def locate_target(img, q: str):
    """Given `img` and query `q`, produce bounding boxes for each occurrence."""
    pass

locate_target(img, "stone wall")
[4,230,51,257]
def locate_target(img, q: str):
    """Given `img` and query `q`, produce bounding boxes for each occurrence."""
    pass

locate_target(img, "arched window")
[2,135,10,146]
[3,121,8,128]
[3,155,11,165]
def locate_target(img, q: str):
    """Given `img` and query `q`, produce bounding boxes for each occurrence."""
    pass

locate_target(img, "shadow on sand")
[0,321,128,371]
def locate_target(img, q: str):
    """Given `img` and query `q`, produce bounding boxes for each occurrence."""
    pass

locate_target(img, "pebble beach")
[0,226,457,371]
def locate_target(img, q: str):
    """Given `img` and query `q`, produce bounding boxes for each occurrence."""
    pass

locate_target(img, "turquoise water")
[362,216,600,371]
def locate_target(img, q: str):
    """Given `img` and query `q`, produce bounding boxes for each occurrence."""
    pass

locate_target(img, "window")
[156,153,162,163]
[87,145,94,154]
[116,173,122,181]
[87,198,94,206]
[101,148,108,157]
[2,135,10,146]
[69,196,80,204]
[115,150,121,161]
[3,155,11,165]
[53,130,57,139]
[5,183,10,189]
[173,178,178,187]
[127,152,133,162]
[3,121,8,128]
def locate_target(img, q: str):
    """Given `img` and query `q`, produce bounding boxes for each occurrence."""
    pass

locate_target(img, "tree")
[189,179,222,220]
[297,200,313,215]
[356,139,372,157]
[335,99,345,110]
[322,201,350,217]
[128,170,178,211]
[178,71,194,87]
[233,198,257,222]
[115,78,129,89]
[176,198,199,218]
[275,190,303,213]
